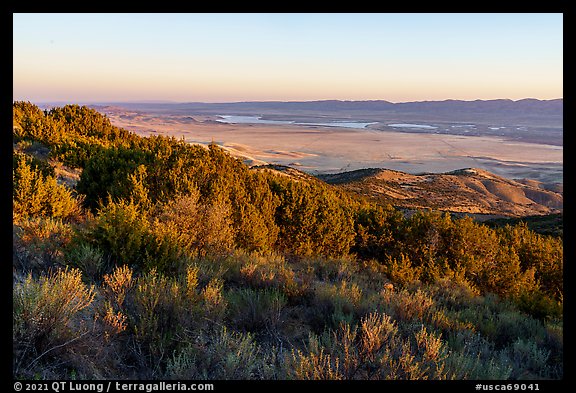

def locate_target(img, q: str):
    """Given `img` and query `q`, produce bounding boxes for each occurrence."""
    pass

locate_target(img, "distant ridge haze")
[87,98,562,128]
[93,97,562,108]
[90,98,563,116]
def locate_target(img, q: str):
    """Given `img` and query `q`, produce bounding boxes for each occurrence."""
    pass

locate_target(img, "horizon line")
[24,97,564,106]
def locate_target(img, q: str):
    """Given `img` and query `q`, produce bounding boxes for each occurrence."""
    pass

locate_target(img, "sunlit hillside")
[13,102,563,380]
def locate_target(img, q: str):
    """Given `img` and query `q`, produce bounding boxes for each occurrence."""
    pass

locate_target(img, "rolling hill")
[317,167,563,217]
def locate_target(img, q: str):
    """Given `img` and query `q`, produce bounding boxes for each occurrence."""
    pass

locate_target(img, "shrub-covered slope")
[12,102,563,380]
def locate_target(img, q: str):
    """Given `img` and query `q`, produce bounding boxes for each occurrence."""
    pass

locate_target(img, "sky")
[13,13,563,103]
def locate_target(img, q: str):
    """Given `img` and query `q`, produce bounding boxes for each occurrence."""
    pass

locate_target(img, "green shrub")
[379,327,451,380]
[166,327,268,380]
[75,146,152,210]
[200,278,228,324]
[445,325,557,380]
[103,265,134,310]
[425,277,480,311]
[310,280,363,330]
[13,217,73,271]
[445,351,513,379]
[233,251,310,300]
[13,148,54,177]
[126,267,206,372]
[499,223,563,300]
[13,154,82,221]
[307,255,359,283]
[359,312,398,360]
[353,203,404,260]
[289,312,451,380]
[87,198,150,267]
[13,268,95,377]
[132,268,191,344]
[509,339,551,379]
[513,289,562,321]
[492,311,547,349]
[65,241,107,280]
[378,288,436,325]
[152,191,235,258]
[272,178,356,257]
[543,322,563,378]
[385,253,422,287]
[226,288,287,333]
[289,333,344,380]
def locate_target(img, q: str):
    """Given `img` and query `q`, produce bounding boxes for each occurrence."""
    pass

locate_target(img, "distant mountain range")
[98,98,562,115]
[90,98,562,128]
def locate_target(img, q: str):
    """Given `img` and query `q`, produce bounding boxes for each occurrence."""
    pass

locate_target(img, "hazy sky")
[13,13,563,103]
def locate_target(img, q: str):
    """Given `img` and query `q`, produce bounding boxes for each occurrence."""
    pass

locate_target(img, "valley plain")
[91,100,563,186]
